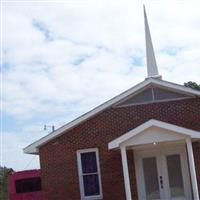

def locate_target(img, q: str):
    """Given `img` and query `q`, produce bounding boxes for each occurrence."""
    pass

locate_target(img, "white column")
[120,146,132,200]
[186,138,199,200]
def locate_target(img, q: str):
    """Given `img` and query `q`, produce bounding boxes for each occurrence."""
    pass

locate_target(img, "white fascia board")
[108,119,200,149]
[24,78,200,154]
[151,78,200,96]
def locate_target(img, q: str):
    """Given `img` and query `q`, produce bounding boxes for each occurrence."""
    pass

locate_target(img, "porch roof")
[108,119,200,149]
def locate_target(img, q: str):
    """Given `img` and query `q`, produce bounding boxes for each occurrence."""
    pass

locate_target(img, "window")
[15,177,41,193]
[77,148,102,199]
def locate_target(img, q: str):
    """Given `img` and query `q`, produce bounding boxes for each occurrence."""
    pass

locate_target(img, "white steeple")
[143,5,161,79]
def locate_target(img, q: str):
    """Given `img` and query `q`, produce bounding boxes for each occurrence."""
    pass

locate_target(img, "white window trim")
[77,148,103,200]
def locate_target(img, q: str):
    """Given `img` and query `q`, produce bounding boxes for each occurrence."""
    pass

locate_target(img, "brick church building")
[24,6,200,200]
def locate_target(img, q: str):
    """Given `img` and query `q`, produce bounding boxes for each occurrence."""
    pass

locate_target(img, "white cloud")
[2,0,200,170]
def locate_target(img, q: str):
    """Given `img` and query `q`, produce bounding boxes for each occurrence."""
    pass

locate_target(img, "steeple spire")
[143,5,161,79]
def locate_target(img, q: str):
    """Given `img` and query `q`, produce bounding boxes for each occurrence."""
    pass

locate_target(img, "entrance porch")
[108,119,200,200]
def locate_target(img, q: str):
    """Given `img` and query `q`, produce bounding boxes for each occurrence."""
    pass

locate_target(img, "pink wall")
[9,169,42,200]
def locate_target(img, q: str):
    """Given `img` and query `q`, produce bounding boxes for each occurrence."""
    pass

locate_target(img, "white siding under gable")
[121,126,187,147]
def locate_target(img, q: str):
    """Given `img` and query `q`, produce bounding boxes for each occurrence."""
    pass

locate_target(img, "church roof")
[24,78,200,154]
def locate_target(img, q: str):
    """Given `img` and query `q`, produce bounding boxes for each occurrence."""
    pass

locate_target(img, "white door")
[134,144,192,200]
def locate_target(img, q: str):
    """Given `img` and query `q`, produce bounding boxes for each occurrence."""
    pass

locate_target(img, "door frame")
[134,142,192,200]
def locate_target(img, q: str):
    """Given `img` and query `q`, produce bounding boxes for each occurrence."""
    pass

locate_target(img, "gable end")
[114,85,194,107]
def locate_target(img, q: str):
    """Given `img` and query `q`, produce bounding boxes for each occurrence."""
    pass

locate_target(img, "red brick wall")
[39,98,200,200]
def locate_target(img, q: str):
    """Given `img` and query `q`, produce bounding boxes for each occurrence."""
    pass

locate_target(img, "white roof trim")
[24,78,200,154]
[108,119,200,149]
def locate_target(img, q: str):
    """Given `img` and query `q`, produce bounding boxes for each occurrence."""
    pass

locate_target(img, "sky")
[1,0,200,171]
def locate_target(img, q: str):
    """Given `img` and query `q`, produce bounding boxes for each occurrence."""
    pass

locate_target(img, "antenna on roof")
[143,4,162,79]
[44,124,55,132]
